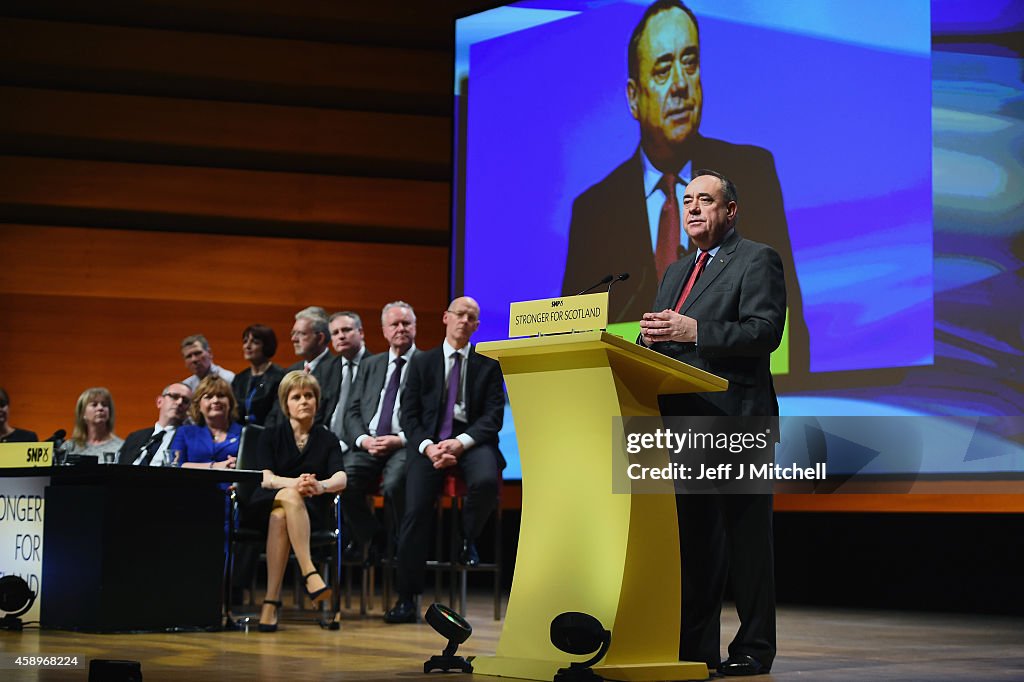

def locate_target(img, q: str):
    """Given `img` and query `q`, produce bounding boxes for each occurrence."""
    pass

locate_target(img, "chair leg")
[359,562,368,616]
[223,539,235,627]
[344,563,354,610]
[450,496,461,612]
[434,499,444,604]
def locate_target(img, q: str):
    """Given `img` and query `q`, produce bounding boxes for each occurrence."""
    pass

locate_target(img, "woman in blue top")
[170,376,241,471]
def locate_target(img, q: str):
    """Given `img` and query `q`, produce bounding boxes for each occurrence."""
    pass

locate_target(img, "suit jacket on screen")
[562,137,807,372]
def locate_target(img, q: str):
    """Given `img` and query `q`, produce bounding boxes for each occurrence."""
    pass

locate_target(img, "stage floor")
[1,592,1022,681]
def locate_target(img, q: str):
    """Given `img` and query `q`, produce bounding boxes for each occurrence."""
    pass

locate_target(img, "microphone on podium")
[608,272,630,292]
[574,274,613,296]
[45,429,67,465]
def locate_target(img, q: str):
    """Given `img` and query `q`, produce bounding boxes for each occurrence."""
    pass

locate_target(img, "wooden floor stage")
[2,592,1022,681]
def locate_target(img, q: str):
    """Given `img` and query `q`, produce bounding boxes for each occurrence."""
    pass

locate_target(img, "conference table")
[0,463,260,632]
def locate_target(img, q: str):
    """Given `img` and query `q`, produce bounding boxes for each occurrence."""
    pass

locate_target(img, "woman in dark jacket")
[244,371,347,632]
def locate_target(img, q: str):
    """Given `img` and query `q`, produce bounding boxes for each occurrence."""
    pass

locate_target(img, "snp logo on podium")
[509,292,608,337]
[0,443,53,469]
[25,446,51,465]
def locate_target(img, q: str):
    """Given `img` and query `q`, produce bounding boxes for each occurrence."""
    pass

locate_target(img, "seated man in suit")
[117,382,193,466]
[181,334,235,391]
[266,306,338,428]
[341,302,417,562]
[327,310,373,453]
[384,296,505,624]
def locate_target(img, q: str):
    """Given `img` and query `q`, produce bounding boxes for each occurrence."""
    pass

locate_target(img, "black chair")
[341,489,379,616]
[224,424,343,629]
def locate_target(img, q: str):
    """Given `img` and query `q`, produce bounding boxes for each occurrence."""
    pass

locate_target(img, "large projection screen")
[452,0,1023,496]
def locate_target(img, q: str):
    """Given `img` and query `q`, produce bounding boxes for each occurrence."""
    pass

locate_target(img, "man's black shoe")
[458,540,480,567]
[719,655,767,676]
[383,599,417,624]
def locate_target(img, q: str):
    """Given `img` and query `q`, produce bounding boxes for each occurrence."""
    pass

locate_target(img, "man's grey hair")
[180,334,210,351]
[329,311,364,330]
[295,306,330,340]
[381,301,416,324]
[692,168,738,204]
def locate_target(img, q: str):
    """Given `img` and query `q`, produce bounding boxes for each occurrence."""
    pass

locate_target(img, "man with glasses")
[117,383,193,466]
[384,296,505,624]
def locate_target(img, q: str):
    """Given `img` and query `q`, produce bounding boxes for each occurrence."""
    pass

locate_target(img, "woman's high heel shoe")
[303,571,332,604]
[258,599,282,632]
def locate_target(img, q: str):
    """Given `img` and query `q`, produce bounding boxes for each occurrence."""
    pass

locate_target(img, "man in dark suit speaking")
[640,169,783,676]
[384,296,505,624]
[562,0,807,372]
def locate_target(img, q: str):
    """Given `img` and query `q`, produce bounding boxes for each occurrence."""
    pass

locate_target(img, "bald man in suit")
[384,296,505,624]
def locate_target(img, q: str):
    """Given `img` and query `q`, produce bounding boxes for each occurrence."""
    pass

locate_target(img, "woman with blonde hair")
[169,375,240,470]
[243,370,347,632]
[60,387,122,459]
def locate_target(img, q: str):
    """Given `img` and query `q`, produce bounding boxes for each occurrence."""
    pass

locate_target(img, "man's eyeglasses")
[446,309,479,322]
[162,392,192,405]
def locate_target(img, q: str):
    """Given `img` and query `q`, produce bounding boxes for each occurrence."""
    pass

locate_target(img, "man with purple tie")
[341,302,417,564]
[384,296,505,624]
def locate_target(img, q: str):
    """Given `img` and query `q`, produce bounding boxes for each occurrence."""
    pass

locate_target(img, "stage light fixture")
[423,602,474,673]
[0,575,36,631]
[550,611,611,682]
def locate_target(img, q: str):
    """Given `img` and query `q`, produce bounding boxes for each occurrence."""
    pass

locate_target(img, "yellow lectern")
[474,331,727,682]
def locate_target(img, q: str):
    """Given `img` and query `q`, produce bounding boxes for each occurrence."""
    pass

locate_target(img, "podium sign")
[0,444,50,624]
[0,442,54,469]
[509,292,608,338]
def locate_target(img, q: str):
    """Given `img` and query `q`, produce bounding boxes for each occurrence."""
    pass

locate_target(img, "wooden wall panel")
[0,225,449,306]
[0,87,451,177]
[0,0,498,49]
[0,226,451,438]
[776,494,1024,514]
[0,157,449,241]
[0,17,451,112]
[0,4,474,443]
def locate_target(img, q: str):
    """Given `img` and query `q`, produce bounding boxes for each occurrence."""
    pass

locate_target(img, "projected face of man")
[627,6,703,168]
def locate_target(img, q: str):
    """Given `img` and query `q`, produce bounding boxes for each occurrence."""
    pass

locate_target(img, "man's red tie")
[654,173,679,281]
[674,251,710,312]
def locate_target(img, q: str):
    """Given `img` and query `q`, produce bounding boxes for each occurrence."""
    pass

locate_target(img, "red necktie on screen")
[674,251,710,312]
[655,173,680,281]
[303,362,312,374]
